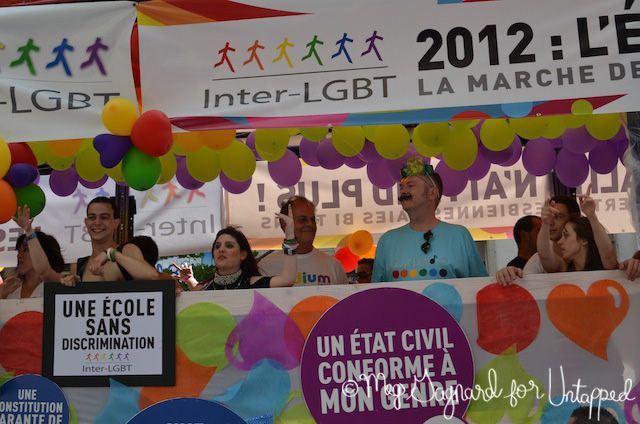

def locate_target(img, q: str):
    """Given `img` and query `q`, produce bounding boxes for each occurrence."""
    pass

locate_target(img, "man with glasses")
[259,196,348,285]
[372,157,488,283]
[356,258,374,283]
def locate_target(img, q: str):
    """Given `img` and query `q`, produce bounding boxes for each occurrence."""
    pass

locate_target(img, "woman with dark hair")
[540,216,605,272]
[176,211,296,290]
[0,230,65,299]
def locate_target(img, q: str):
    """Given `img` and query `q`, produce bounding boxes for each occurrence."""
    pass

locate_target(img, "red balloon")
[0,179,17,223]
[8,142,37,167]
[130,110,172,157]
[335,247,359,272]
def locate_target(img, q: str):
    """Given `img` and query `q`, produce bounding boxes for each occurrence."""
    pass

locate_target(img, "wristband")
[282,242,297,256]
[26,232,37,241]
[106,248,117,262]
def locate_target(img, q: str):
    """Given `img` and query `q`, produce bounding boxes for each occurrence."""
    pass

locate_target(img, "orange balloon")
[48,139,83,158]
[201,129,235,150]
[335,247,359,272]
[361,244,376,259]
[172,132,203,152]
[348,230,374,256]
[0,180,17,224]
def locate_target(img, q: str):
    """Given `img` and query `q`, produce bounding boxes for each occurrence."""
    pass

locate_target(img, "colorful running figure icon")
[302,35,324,66]
[10,38,40,75]
[331,33,354,64]
[272,37,295,68]
[243,40,265,70]
[214,41,236,72]
[46,38,75,76]
[80,37,109,76]
[361,30,384,61]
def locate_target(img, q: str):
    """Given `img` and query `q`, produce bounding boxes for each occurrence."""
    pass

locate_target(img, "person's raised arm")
[173,262,202,290]
[268,209,296,288]
[91,243,159,281]
[13,206,63,282]
[579,193,618,269]
[537,200,565,273]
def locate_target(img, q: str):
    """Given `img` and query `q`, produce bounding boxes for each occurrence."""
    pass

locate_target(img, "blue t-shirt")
[372,222,488,282]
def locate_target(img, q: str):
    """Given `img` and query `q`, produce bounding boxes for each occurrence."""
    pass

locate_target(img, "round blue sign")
[127,398,246,424]
[0,374,69,424]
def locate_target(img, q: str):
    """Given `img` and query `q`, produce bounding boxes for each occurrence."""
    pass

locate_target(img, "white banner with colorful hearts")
[0,270,638,423]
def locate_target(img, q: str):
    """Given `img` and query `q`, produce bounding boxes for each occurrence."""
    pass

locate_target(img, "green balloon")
[14,184,46,217]
[122,147,161,191]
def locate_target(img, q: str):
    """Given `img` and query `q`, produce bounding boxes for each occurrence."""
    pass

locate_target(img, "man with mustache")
[259,195,348,285]
[372,157,488,282]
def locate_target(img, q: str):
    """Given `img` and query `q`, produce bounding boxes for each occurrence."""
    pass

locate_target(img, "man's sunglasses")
[421,230,433,254]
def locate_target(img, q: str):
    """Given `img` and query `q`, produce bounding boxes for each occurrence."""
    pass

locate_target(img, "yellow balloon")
[220,140,256,181]
[540,116,567,139]
[451,119,480,130]
[255,128,289,161]
[300,127,329,142]
[157,152,177,184]
[508,117,544,139]
[585,113,622,140]
[201,130,235,150]
[412,126,443,157]
[571,99,593,115]
[362,126,379,142]
[27,141,50,166]
[106,161,125,182]
[287,128,300,136]
[0,137,12,178]
[75,147,106,182]
[102,98,139,136]
[173,132,203,152]
[413,122,450,149]
[374,125,410,159]
[48,139,83,158]
[47,153,75,170]
[348,230,374,256]
[480,119,515,151]
[564,113,588,129]
[186,149,221,182]
[332,126,365,157]
[442,127,478,170]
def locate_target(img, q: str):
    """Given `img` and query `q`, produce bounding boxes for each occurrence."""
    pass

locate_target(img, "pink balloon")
[316,138,345,170]
[555,149,589,187]
[49,167,79,197]
[435,161,467,197]
[299,137,320,167]
[220,172,252,194]
[522,138,556,176]
[589,141,618,174]
[367,159,395,188]
[268,149,302,187]
[562,127,598,154]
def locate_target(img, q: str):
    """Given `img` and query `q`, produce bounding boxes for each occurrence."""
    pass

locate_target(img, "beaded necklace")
[211,269,243,290]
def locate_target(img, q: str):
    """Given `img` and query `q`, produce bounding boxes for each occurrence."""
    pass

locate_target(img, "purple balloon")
[358,141,380,163]
[93,133,133,168]
[610,126,629,161]
[49,167,79,197]
[478,140,513,164]
[245,133,262,160]
[386,145,429,182]
[344,155,366,169]
[555,149,589,187]
[268,149,302,187]
[176,158,205,190]
[562,127,598,154]
[549,136,563,149]
[220,172,252,194]
[5,163,38,188]
[522,138,556,176]
[79,174,108,189]
[498,136,522,167]
[589,140,619,174]
[367,159,395,189]
[466,153,491,180]
[316,138,345,170]
[299,137,320,167]
[435,161,468,197]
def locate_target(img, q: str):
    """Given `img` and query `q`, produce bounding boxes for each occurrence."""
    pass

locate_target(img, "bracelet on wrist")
[282,243,297,256]
[106,248,117,262]
[25,232,37,241]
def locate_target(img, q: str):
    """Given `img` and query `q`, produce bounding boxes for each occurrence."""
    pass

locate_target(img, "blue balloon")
[5,163,38,188]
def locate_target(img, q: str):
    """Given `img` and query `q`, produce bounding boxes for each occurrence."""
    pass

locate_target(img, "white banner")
[0,176,223,267]
[0,1,137,142]
[139,0,640,129]
[228,161,635,247]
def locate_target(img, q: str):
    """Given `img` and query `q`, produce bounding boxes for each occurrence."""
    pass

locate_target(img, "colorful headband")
[401,156,434,178]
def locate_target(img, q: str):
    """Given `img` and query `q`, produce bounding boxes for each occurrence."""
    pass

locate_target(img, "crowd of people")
[1,155,639,299]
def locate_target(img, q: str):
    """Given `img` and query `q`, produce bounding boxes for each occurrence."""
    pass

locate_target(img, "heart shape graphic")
[546,279,628,360]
